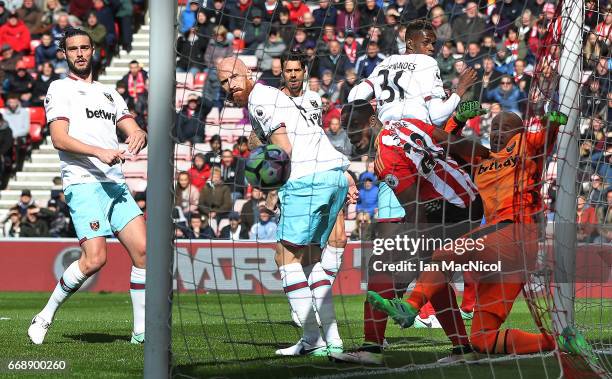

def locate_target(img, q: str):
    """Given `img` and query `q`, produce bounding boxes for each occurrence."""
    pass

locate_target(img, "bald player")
[216,57,354,357]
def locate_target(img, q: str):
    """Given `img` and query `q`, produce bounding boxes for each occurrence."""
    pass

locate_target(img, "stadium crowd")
[3,0,612,241]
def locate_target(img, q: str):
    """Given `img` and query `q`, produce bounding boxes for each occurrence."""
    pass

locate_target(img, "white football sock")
[130,266,146,335]
[279,263,321,345]
[308,262,342,346]
[320,245,344,285]
[39,261,88,322]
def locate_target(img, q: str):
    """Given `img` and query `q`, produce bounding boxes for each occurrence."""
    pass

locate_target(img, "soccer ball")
[245,144,291,190]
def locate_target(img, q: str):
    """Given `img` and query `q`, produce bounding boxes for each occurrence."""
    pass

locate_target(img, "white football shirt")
[349,54,460,125]
[248,83,349,180]
[290,89,323,129]
[45,75,133,189]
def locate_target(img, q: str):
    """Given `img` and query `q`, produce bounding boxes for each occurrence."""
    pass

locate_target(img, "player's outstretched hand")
[96,148,126,166]
[455,100,488,122]
[125,129,147,154]
[542,111,568,125]
[456,67,478,97]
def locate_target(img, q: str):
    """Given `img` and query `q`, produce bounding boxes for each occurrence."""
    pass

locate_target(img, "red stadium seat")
[193,72,207,90]
[29,123,43,143]
[21,55,36,69]
[217,218,230,234]
[0,97,4,108]
[176,72,194,89]
[233,199,247,213]
[122,160,148,178]
[174,144,192,160]
[29,107,46,125]
[125,178,147,193]
[30,39,41,51]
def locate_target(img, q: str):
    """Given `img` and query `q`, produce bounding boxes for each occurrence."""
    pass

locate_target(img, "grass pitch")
[0,292,608,378]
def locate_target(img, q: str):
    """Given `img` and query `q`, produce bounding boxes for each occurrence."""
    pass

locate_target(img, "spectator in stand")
[581,79,606,119]
[1,95,29,171]
[451,1,485,53]
[358,159,375,185]
[473,56,501,102]
[16,189,35,216]
[188,153,210,191]
[318,40,351,81]
[0,12,30,54]
[314,0,337,27]
[514,8,534,41]
[17,0,43,37]
[40,0,66,33]
[336,0,359,39]
[359,0,383,37]
[32,62,57,104]
[243,8,268,54]
[204,25,232,69]
[308,76,324,97]
[175,171,200,217]
[584,0,599,30]
[34,33,57,66]
[249,206,277,240]
[596,5,612,46]
[260,57,282,88]
[240,185,263,229]
[50,12,69,46]
[180,0,200,34]
[204,0,230,31]
[41,198,70,237]
[276,7,296,46]
[513,59,531,91]
[342,30,360,65]
[321,93,340,129]
[528,20,547,56]
[0,2,7,26]
[115,0,133,53]
[339,67,357,104]
[493,46,514,75]
[589,174,605,206]
[69,0,92,20]
[255,27,286,71]
[176,25,208,75]
[436,42,455,83]
[464,42,483,70]
[194,8,212,38]
[356,172,378,217]
[220,149,246,202]
[430,5,451,49]
[262,0,279,22]
[479,102,500,146]
[198,165,233,221]
[0,113,12,190]
[503,25,527,61]
[286,0,309,25]
[4,208,21,237]
[176,94,206,144]
[219,211,249,239]
[121,60,148,101]
[184,213,213,239]
[19,205,49,238]
[597,189,612,243]
[289,26,308,51]
[485,75,526,115]
[577,195,598,243]
[592,57,611,95]
[355,41,384,79]
[204,134,222,167]
[302,12,320,42]
[232,136,249,159]
[326,116,351,156]
[92,0,116,58]
[320,69,340,103]
[6,61,33,104]
[80,10,106,75]
[583,32,608,71]
[51,43,67,78]
[350,211,374,241]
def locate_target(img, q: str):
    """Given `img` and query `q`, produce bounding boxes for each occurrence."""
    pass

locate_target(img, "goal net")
[160,0,612,377]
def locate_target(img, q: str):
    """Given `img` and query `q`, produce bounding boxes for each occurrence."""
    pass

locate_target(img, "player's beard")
[232,79,253,107]
[67,58,93,78]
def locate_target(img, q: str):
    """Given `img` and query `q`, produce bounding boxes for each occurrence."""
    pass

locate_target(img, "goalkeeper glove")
[455,100,488,123]
[542,111,568,125]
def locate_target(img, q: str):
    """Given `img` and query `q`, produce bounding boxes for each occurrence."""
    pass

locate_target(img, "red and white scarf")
[128,71,146,99]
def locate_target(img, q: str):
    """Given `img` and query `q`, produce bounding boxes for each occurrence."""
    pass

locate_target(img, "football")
[245,144,291,189]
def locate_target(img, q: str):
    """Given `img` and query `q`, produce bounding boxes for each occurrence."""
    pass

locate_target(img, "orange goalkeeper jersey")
[474,118,557,224]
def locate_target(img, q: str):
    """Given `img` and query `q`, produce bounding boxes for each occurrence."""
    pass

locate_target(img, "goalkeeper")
[369,105,595,360]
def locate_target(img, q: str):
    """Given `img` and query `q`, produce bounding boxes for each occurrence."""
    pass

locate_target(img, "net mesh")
[160,0,612,377]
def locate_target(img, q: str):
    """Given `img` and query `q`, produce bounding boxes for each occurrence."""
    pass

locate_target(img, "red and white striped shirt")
[375,118,478,208]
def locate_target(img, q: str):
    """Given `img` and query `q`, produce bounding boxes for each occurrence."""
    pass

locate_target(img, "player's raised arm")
[426,66,477,126]
[347,79,375,102]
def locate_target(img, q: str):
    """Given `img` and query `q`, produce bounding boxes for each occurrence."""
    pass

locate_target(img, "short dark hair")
[59,28,94,51]
[404,19,435,40]
[341,99,374,134]
[210,134,221,144]
[367,41,379,48]
[237,136,248,144]
[129,60,139,65]
[281,49,306,70]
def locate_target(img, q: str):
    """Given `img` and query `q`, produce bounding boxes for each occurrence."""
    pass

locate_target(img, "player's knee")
[82,254,107,273]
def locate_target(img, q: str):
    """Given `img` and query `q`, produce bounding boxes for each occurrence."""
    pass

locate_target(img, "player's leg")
[470,282,555,355]
[29,183,112,344]
[307,170,349,352]
[460,272,476,320]
[108,183,146,344]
